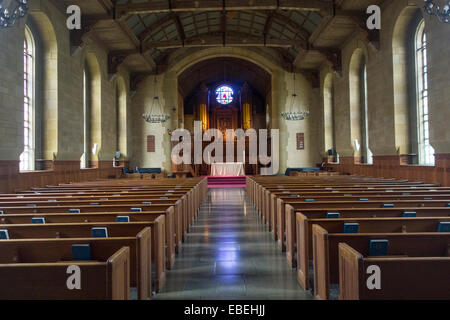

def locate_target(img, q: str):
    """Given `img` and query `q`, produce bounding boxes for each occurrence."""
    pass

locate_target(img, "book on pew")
[0,229,9,239]
[131,208,142,212]
[369,239,389,256]
[91,227,108,238]
[100,198,108,201]
[344,194,352,197]
[382,203,395,208]
[403,211,417,217]
[304,199,315,202]
[116,216,130,222]
[69,209,81,213]
[48,199,57,202]
[160,197,169,200]
[437,222,450,233]
[90,202,100,206]
[447,203,450,208]
[290,194,300,198]
[402,192,411,196]
[142,202,152,205]
[0,210,3,215]
[326,212,340,219]
[423,198,433,200]
[31,217,45,224]
[343,223,359,233]
[72,244,92,261]
[359,198,369,201]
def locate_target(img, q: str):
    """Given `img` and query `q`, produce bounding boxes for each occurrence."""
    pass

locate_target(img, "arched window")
[415,20,434,165]
[361,61,372,164]
[80,67,90,169]
[20,26,35,171]
[323,73,335,157]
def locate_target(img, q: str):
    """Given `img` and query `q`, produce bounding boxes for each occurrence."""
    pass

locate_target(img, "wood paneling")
[0,160,122,193]
[329,154,450,187]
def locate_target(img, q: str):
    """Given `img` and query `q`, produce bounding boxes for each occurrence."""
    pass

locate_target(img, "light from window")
[20,27,35,171]
[216,85,234,105]
[415,20,434,165]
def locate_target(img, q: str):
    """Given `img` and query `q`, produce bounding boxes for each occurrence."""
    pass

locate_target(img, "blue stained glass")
[216,86,234,105]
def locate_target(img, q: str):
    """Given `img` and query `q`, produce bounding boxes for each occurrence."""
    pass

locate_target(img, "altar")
[210,162,245,177]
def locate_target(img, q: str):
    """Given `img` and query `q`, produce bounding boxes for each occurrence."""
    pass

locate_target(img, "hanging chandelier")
[281,73,310,121]
[424,0,450,23]
[142,76,170,124]
[0,0,28,28]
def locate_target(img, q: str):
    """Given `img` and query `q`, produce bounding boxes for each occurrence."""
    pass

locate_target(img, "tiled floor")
[154,188,313,300]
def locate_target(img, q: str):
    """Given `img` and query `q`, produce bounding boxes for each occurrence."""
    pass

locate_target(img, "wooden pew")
[338,243,450,300]
[312,225,450,300]
[296,214,450,290]
[0,220,166,292]
[0,246,130,300]
[0,203,177,269]
[286,206,450,268]
[267,188,450,240]
[280,198,450,253]
[0,228,151,299]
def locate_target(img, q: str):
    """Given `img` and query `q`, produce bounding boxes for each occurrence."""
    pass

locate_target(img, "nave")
[155,188,312,300]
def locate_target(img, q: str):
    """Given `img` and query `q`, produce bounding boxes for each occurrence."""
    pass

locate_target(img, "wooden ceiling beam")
[141,33,300,52]
[115,0,332,18]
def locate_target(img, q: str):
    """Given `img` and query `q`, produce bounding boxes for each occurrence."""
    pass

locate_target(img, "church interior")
[0,0,449,302]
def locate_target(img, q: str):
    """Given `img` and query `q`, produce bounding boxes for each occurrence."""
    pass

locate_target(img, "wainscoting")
[0,160,123,193]
[328,154,450,187]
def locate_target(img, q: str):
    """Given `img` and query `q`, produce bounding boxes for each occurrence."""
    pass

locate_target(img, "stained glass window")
[216,85,234,105]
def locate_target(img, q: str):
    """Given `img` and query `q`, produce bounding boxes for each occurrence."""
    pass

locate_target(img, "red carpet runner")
[207,176,247,188]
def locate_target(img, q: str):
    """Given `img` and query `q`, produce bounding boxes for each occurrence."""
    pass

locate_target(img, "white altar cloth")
[210,162,245,176]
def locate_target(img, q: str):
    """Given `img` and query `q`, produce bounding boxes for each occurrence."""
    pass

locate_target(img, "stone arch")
[392,6,423,157]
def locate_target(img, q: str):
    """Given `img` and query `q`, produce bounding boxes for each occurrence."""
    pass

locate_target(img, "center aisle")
[154,188,313,300]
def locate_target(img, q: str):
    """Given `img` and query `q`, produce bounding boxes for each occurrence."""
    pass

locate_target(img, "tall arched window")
[415,20,434,165]
[361,61,372,164]
[20,26,35,171]
[80,67,90,169]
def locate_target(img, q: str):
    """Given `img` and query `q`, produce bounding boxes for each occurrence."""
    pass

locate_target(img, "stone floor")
[153,188,313,300]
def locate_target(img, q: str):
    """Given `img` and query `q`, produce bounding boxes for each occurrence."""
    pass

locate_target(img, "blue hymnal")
[130,208,142,212]
[0,230,9,239]
[90,202,100,206]
[369,239,389,256]
[72,244,92,261]
[142,202,152,205]
[304,199,315,202]
[100,198,108,201]
[343,223,359,233]
[159,197,169,200]
[344,194,352,197]
[91,227,108,238]
[437,222,450,233]
[116,216,130,223]
[382,203,394,208]
[423,198,433,201]
[0,210,3,215]
[31,217,45,224]
[359,198,369,201]
[403,211,417,218]
[326,212,340,219]
[402,192,410,196]
[290,194,300,198]
[447,203,450,208]
[69,209,81,213]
